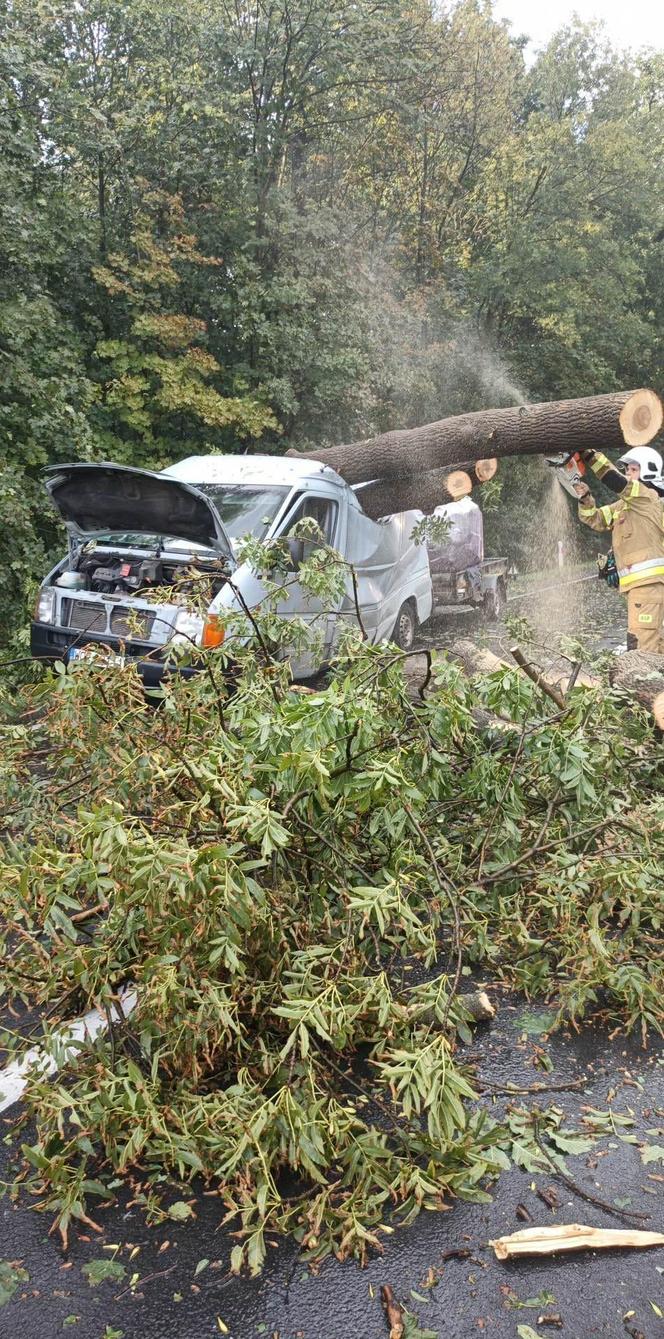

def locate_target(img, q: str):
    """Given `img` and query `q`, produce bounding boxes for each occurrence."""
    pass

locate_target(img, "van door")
[274,491,342,677]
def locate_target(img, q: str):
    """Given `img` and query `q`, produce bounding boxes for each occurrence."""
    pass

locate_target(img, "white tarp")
[426,497,484,573]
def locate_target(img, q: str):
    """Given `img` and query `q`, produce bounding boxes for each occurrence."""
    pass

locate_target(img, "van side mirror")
[286,536,305,569]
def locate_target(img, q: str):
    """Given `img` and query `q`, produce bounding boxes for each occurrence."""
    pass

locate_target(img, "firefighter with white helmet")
[574,445,664,653]
[617,446,664,488]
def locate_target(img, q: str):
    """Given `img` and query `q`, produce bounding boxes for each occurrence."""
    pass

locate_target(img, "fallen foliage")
[0,561,662,1271]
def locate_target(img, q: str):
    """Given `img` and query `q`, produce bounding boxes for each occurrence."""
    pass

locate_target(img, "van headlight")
[171,608,204,647]
[34,588,56,623]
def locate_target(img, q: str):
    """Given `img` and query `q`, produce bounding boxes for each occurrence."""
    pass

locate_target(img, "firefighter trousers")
[626,584,664,654]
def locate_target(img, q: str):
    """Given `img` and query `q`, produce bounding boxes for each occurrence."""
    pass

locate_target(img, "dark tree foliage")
[1,0,663,643]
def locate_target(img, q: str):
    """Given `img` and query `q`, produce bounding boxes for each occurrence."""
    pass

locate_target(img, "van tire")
[482,580,506,621]
[392,600,417,650]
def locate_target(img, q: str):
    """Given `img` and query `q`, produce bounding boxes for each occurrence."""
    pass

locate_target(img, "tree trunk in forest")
[608,650,664,728]
[294,389,663,485]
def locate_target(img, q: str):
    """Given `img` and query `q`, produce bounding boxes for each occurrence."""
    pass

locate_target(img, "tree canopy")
[1,0,663,641]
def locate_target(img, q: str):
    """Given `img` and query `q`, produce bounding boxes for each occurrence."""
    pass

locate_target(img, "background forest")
[1,0,663,648]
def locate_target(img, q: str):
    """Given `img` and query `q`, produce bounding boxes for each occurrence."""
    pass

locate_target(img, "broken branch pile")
[1,591,662,1271]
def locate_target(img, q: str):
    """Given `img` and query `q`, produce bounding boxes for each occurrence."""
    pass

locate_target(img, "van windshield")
[90,485,289,551]
[196,484,288,540]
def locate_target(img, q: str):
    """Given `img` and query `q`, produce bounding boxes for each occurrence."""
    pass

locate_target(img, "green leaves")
[82,1259,126,1287]
[640,1145,664,1165]
[167,1202,194,1222]
[0,1261,29,1308]
[375,1036,476,1143]
[1,543,662,1276]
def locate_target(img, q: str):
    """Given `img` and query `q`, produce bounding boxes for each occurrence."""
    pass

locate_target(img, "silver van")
[31,454,433,682]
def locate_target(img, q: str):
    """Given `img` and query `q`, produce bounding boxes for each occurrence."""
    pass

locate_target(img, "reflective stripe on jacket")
[577,457,664,593]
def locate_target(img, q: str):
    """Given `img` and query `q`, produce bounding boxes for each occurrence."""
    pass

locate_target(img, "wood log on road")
[448,639,508,676]
[295,389,663,486]
[608,650,664,728]
[400,641,663,733]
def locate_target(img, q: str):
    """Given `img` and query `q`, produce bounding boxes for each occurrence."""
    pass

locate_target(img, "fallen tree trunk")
[295,389,663,485]
[361,459,500,519]
[608,650,664,728]
[448,639,508,676]
[357,459,498,523]
[404,641,663,730]
[357,467,474,520]
[448,638,598,695]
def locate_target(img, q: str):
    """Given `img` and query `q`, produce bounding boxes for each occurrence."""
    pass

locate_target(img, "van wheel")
[392,601,417,650]
[482,581,506,621]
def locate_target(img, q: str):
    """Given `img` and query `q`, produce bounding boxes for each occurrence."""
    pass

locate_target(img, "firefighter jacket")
[577,452,664,593]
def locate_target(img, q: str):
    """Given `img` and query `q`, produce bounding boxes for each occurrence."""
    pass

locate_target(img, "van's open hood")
[45,463,235,562]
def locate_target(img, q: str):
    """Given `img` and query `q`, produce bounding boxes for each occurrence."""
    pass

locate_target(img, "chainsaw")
[545,450,587,498]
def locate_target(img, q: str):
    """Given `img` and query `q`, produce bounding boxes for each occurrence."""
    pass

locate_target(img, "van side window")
[283,495,338,547]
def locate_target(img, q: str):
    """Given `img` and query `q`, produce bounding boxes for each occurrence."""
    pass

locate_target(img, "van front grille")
[109,607,155,639]
[63,599,156,641]
[66,600,108,634]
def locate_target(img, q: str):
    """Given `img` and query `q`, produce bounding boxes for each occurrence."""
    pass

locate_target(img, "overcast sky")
[492,0,664,56]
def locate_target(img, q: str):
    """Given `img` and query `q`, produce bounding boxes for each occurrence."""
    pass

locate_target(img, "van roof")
[161,453,346,489]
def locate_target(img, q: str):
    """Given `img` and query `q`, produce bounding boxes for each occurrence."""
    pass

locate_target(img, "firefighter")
[574,446,664,654]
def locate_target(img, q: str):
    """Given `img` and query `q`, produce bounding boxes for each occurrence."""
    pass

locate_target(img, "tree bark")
[448,639,508,675]
[448,639,597,697]
[608,650,664,728]
[357,467,473,520]
[380,1285,404,1339]
[294,390,662,485]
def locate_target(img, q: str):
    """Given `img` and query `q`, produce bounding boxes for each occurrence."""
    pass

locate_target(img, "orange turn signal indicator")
[201,613,225,649]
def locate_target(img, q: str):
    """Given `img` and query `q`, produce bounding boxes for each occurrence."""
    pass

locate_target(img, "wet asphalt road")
[1,998,662,1339]
[417,564,627,659]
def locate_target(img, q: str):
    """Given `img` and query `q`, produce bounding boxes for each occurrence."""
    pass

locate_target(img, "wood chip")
[536,1185,560,1211]
[489,1223,664,1260]
[516,1203,533,1222]
[380,1284,404,1339]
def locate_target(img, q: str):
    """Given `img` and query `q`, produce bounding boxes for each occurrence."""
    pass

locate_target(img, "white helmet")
[618,446,664,487]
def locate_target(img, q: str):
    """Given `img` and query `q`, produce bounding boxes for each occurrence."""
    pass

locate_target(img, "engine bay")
[56,546,228,600]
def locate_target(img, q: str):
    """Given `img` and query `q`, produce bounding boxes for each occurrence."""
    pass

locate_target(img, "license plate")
[68,645,125,668]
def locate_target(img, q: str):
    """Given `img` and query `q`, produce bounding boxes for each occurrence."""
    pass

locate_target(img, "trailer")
[423,496,508,621]
[429,556,508,620]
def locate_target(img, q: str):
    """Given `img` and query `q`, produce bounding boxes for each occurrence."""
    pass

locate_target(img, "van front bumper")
[30,621,197,687]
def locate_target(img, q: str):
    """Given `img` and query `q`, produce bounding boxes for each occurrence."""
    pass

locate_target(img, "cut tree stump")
[402,643,663,729]
[294,389,663,485]
[608,649,664,728]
